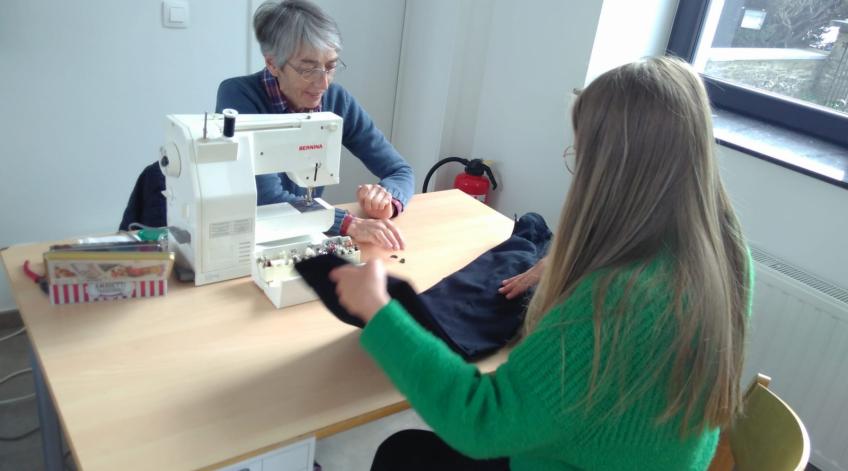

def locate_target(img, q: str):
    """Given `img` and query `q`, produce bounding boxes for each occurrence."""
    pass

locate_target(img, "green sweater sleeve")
[360,299,582,459]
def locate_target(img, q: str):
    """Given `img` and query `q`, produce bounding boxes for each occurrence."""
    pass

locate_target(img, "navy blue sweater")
[216,72,414,233]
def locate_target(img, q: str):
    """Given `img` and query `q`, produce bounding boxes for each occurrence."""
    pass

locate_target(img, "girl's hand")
[499,256,547,300]
[329,259,391,324]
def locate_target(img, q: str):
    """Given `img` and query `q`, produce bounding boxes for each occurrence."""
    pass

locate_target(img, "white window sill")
[713,109,848,190]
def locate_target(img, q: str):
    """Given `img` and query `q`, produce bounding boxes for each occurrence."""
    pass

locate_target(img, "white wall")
[393,0,679,226]
[391,0,478,195]
[394,0,605,226]
[0,0,405,312]
[0,0,248,311]
[585,0,680,83]
[719,148,848,288]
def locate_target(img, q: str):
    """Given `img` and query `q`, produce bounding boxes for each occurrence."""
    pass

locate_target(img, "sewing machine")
[160,110,360,308]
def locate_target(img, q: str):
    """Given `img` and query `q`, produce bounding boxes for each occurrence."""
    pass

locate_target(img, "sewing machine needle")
[305,163,320,204]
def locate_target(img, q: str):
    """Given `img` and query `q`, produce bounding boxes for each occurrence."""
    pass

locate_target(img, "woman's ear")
[265,56,280,76]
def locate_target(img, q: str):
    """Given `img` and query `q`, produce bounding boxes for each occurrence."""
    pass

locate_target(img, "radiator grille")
[751,247,848,305]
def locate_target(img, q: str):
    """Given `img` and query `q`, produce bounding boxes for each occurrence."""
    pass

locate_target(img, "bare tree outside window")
[732,0,848,48]
[694,0,848,113]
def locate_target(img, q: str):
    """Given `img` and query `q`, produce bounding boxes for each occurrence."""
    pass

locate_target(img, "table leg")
[29,345,64,471]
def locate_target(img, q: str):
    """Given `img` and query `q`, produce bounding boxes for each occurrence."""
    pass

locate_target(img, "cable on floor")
[0,426,39,442]
[0,368,32,386]
[0,392,35,405]
[0,327,26,343]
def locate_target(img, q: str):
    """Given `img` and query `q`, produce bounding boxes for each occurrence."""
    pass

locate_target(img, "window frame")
[667,0,848,148]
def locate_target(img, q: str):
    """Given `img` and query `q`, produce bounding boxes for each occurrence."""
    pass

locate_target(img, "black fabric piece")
[119,162,166,231]
[370,429,510,471]
[295,256,460,355]
[295,213,551,361]
[295,254,367,328]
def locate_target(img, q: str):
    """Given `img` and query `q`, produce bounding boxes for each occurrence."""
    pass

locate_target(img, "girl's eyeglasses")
[563,146,576,174]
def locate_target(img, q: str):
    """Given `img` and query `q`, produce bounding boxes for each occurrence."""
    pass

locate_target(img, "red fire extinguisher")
[422,157,498,204]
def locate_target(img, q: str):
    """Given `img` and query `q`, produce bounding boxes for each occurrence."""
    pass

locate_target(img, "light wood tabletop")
[1,190,515,471]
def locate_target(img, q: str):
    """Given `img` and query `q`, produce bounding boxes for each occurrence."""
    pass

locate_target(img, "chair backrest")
[708,374,811,471]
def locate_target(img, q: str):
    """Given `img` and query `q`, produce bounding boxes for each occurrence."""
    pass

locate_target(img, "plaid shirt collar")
[262,68,321,113]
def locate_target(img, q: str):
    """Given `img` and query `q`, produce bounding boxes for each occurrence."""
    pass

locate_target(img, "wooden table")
[1,190,514,471]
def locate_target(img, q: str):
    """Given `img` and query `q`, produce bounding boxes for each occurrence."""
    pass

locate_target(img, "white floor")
[314,409,429,471]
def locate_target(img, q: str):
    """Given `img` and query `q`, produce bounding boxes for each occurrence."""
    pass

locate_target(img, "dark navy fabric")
[295,213,551,361]
[418,212,551,359]
[119,162,166,231]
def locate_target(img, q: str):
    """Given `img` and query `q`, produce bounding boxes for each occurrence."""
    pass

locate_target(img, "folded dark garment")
[295,213,551,361]
[417,212,550,359]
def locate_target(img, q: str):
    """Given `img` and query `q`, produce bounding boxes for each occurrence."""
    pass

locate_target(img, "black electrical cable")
[422,156,498,193]
[421,156,468,193]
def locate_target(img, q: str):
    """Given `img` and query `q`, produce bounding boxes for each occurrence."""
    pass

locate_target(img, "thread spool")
[222,108,238,137]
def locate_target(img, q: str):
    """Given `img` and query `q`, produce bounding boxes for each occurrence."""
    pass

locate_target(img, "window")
[668,0,848,148]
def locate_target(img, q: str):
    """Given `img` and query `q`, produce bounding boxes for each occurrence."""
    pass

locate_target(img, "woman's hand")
[347,216,406,251]
[357,184,394,220]
[329,259,391,324]
[499,256,547,300]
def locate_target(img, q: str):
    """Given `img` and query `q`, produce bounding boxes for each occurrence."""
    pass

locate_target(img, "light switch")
[170,6,186,22]
[162,1,190,29]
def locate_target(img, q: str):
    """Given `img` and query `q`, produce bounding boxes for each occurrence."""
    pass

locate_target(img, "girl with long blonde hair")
[330,56,752,471]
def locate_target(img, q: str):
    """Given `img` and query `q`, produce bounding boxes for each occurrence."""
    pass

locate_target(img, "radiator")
[745,247,848,471]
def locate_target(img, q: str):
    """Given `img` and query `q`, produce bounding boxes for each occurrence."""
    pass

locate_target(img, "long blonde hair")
[525,56,749,433]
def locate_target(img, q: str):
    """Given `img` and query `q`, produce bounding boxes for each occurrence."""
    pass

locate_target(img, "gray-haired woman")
[216,0,413,251]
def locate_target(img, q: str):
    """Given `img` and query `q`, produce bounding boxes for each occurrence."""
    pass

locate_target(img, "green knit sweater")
[360,256,744,471]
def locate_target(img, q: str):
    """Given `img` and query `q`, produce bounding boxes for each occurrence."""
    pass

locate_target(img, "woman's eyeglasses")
[286,59,347,83]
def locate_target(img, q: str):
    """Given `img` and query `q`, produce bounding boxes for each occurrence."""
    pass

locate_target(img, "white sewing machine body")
[160,111,359,308]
